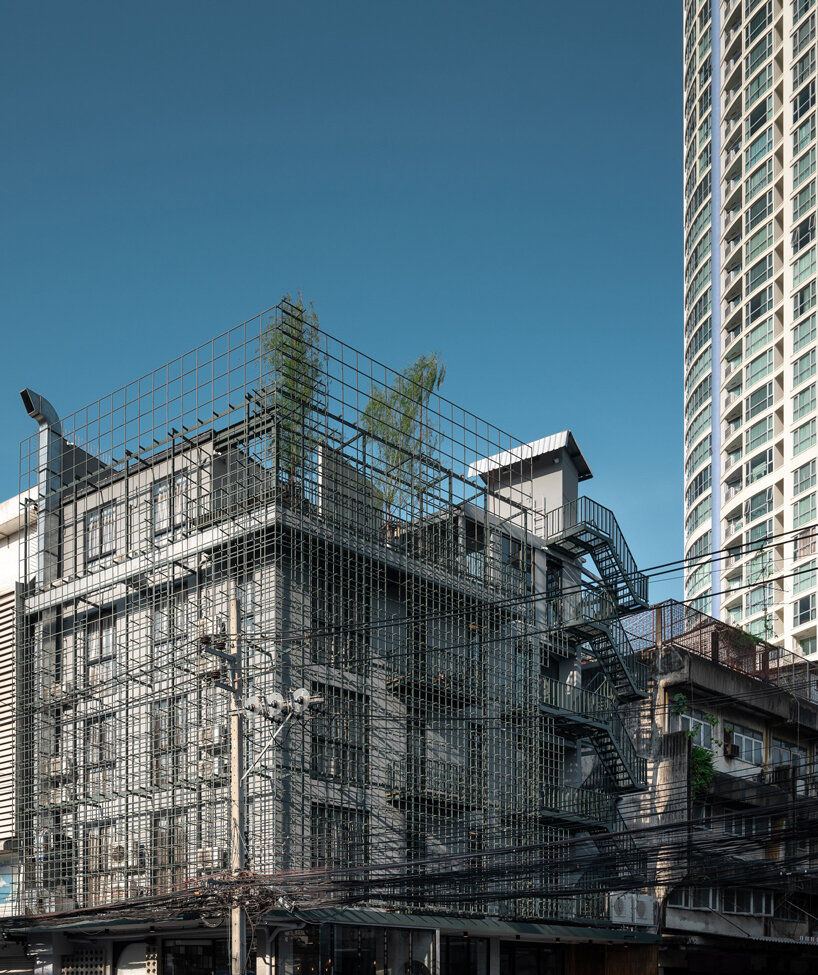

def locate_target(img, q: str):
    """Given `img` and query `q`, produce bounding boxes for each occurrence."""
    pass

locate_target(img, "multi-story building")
[7,302,659,974]
[0,492,36,974]
[622,599,818,973]
[683,0,818,655]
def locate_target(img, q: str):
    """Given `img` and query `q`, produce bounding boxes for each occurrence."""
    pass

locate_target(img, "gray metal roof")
[468,430,593,482]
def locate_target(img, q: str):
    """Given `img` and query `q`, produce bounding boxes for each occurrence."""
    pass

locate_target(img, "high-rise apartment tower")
[684,0,818,656]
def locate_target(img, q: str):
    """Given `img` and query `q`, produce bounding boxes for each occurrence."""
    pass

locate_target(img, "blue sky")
[2,1,682,599]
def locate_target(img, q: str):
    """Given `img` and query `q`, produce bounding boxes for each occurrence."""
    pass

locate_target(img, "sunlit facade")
[684,0,818,657]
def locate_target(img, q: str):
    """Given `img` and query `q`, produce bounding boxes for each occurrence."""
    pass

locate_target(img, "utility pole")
[229,587,246,975]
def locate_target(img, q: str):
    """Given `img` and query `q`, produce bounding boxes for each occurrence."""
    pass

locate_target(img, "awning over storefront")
[269,908,660,943]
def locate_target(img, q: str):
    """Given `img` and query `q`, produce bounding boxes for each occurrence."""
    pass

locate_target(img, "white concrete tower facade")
[684,0,818,655]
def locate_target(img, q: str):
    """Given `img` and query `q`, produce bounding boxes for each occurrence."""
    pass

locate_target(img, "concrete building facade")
[621,599,818,972]
[6,303,658,974]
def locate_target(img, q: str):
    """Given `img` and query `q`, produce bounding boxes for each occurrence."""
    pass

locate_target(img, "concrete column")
[488,937,500,975]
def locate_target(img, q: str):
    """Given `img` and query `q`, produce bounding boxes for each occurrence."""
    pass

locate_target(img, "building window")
[152,812,186,894]
[746,448,773,484]
[795,114,816,154]
[745,487,773,522]
[792,492,815,528]
[747,583,773,616]
[795,528,818,560]
[723,887,774,916]
[87,618,116,689]
[794,46,816,87]
[748,60,772,104]
[311,556,369,671]
[746,320,774,357]
[794,246,817,286]
[748,191,773,230]
[747,32,773,74]
[795,15,817,57]
[747,551,773,583]
[795,460,817,495]
[692,799,713,830]
[746,254,773,292]
[310,803,368,869]
[771,737,808,772]
[730,723,763,764]
[310,684,367,786]
[85,824,115,906]
[723,812,771,839]
[85,504,116,565]
[746,349,773,387]
[795,81,817,123]
[794,312,817,351]
[746,2,772,43]
[746,415,773,452]
[748,518,773,551]
[794,147,817,189]
[748,158,773,199]
[152,697,185,787]
[795,280,817,318]
[794,383,816,421]
[667,887,718,910]
[671,705,713,747]
[795,0,816,28]
[86,715,114,796]
[794,593,817,626]
[794,179,816,220]
[794,348,817,386]
[794,214,817,253]
[794,418,817,454]
[153,475,189,538]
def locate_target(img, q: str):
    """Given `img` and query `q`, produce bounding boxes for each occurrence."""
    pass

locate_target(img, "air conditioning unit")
[609,891,634,924]
[724,743,740,759]
[196,846,228,872]
[633,894,655,926]
[199,723,228,750]
[198,757,229,781]
[109,841,143,869]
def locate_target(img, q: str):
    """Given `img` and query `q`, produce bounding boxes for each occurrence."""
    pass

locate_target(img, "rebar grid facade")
[16,302,648,922]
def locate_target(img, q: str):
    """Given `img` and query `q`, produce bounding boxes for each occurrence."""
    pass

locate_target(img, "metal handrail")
[540,677,646,788]
[544,593,649,695]
[537,497,648,605]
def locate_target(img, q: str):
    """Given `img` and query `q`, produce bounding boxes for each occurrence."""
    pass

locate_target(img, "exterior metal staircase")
[549,590,648,701]
[540,677,647,793]
[537,497,649,611]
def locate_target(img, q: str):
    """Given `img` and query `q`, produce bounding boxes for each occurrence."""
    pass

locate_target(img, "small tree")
[263,294,324,482]
[360,353,446,530]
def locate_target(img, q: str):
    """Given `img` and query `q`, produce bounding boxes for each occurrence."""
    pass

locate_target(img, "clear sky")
[2,1,682,600]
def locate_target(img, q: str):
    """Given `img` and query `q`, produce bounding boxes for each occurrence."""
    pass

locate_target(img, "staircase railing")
[540,677,646,790]
[545,592,649,698]
[536,497,648,606]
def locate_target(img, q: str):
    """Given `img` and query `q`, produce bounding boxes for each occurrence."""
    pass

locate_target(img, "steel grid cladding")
[15,300,648,924]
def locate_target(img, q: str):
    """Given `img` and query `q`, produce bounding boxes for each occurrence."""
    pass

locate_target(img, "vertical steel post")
[229,588,246,975]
